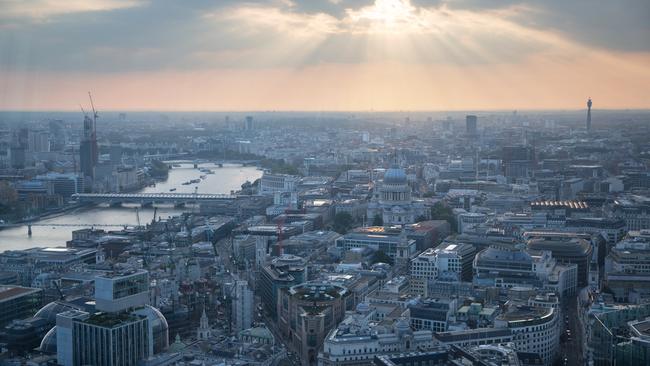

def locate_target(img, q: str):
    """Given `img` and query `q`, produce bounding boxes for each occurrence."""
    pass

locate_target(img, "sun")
[348,0,419,33]
[364,0,414,24]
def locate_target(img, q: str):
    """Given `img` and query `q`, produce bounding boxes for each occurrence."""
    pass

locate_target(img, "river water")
[0,163,263,252]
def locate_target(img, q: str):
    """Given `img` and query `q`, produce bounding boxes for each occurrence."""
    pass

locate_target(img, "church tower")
[197,308,210,340]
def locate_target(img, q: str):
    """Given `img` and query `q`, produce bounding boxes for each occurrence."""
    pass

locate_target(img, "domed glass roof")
[34,302,77,324]
[383,166,407,184]
[133,305,170,353]
[39,326,57,354]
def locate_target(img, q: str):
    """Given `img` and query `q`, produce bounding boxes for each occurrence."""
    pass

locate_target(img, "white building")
[494,306,560,366]
[458,212,487,233]
[232,280,254,332]
[318,303,434,366]
[411,242,475,284]
[474,244,577,297]
[259,173,298,195]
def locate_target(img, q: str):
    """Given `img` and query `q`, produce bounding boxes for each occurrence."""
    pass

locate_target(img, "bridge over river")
[72,192,237,206]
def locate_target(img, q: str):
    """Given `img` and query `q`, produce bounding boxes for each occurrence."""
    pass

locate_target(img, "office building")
[0,286,42,328]
[278,282,350,365]
[604,230,650,302]
[259,173,298,194]
[34,173,84,199]
[409,298,458,332]
[458,212,487,234]
[319,303,434,366]
[474,244,577,296]
[232,280,254,332]
[411,242,475,283]
[95,270,150,313]
[612,195,650,231]
[526,236,593,287]
[335,229,417,264]
[54,270,168,366]
[29,130,50,152]
[502,145,535,180]
[494,306,560,366]
[465,115,477,137]
[258,255,306,317]
[434,327,514,348]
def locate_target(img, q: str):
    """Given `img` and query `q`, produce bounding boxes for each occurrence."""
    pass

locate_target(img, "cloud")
[1,0,648,74]
[412,0,650,52]
[0,0,145,20]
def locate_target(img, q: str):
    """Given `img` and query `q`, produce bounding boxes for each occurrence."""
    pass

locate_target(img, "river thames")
[0,163,263,252]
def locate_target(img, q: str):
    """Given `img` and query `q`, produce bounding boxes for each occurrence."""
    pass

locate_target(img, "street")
[559,294,584,366]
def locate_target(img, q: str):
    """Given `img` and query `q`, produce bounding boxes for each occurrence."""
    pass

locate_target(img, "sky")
[0,0,649,111]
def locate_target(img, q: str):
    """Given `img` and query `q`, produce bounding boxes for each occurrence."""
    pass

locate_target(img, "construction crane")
[152,207,158,225]
[52,280,65,301]
[87,92,99,166]
[88,92,98,121]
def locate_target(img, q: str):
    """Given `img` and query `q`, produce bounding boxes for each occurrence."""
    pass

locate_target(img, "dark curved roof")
[527,238,592,257]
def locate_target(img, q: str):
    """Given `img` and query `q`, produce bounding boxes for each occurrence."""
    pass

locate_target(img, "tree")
[371,250,394,266]
[372,214,383,226]
[430,202,457,232]
[333,212,354,234]
[0,181,17,206]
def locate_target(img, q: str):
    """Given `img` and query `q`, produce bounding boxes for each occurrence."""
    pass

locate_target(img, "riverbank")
[0,163,263,252]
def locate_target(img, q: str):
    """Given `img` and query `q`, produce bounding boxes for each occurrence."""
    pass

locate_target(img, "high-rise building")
[26,130,50,152]
[10,128,29,169]
[502,145,535,181]
[79,114,98,188]
[55,270,168,366]
[94,270,150,313]
[258,255,306,317]
[109,144,122,165]
[586,98,592,132]
[278,282,350,365]
[245,115,254,130]
[49,120,66,151]
[57,310,149,366]
[231,280,253,332]
[465,115,478,137]
[9,146,26,169]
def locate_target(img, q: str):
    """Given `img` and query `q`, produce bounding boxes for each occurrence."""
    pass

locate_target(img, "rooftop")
[289,282,348,301]
[497,306,553,326]
[0,286,41,302]
[85,311,143,328]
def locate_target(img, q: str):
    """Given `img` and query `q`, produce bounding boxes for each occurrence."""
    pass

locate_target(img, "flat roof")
[0,286,41,302]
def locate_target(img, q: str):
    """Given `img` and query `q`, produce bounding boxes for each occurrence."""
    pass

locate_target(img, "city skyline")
[1,0,649,111]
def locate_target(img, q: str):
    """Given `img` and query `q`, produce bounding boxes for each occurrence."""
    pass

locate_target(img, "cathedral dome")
[383,166,407,184]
